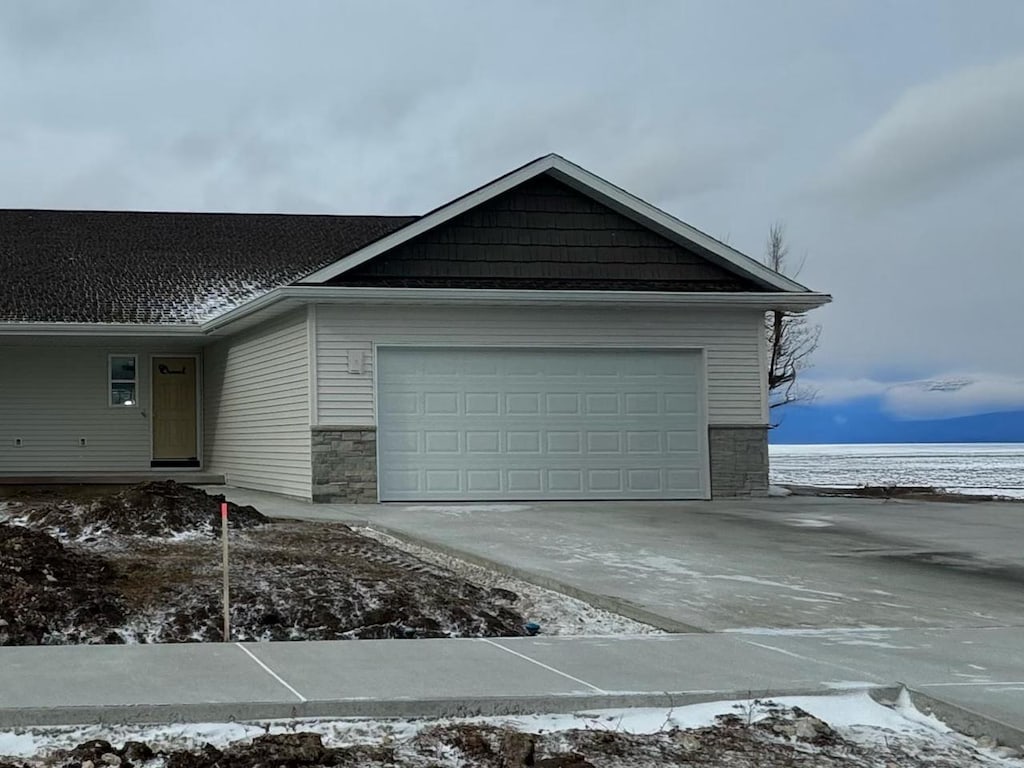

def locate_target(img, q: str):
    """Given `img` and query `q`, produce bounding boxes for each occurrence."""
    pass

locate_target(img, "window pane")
[110,356,136,381]
[111,383,137,406]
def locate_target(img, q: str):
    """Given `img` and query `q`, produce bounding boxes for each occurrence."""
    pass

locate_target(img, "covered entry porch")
[0,338,207,477]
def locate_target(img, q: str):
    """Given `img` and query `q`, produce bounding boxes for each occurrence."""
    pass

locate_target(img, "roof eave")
[206,286,832,326]
[0,322,205,337]
[0,288,831,338]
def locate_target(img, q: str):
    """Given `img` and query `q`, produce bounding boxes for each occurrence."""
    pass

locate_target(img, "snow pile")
[109,522,528,642]
[0,692,1017,767]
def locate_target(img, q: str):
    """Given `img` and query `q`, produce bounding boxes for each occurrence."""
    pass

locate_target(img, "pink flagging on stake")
[221,501,230,641]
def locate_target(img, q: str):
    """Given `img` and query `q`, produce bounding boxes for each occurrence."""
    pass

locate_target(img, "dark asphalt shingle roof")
[0,209,416,324]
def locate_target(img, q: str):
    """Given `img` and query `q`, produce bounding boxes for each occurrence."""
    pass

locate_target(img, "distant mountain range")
[770,396,1024,444]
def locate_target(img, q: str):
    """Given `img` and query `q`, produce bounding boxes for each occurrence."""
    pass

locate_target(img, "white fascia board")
[245,286,832,311]
[295,153,813,293]
[0,323,204,337]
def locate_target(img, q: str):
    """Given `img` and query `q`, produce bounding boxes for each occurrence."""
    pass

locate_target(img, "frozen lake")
[769,442,1024,498]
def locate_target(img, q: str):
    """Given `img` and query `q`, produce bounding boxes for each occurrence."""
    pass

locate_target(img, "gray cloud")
[820,54,1024,206]
[0,1,143,54]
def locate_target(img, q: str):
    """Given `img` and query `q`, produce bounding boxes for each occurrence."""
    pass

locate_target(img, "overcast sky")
[3,1,1023,410]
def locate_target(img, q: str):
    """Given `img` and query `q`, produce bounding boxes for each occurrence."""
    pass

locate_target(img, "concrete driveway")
[344,497,1024,633]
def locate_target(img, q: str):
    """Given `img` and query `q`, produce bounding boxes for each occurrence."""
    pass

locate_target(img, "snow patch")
[359,528,663,636]
[784,517,833,528]
[0,691,1007,766]
[399,504,532,514]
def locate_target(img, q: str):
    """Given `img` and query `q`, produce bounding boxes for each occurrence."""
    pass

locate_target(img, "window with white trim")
[109,355,138,406]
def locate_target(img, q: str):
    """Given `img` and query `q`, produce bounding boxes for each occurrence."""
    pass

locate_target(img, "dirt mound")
[0,523,125,644]
[0,517,526,645]
[117,522,527,641]
[19,481,268,538]
[2,487,528,645]
[162,733,396,768]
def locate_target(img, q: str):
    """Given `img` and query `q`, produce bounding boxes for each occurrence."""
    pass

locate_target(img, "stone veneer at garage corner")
[708,425,769,497]
[312,423,768,502]
[311,426,378,503]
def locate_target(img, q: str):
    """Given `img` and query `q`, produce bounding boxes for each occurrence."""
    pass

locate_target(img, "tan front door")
[152,357,198,463]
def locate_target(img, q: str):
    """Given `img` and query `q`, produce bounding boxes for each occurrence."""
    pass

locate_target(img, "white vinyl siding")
[203,311,311,498]
[314,305,766,427]
[0,344,198,474]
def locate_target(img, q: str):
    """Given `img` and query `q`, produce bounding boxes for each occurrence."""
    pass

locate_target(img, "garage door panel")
[506,393,540,414]
[384,393,419,415]
[465,392,500,414]
[467,469,501,491]
[624,393,660,414]
[380,430,419,453]
[546,393,580,414]
[586,432,621,453]
[377,348,705,501]
[386,425,703,457]
[547,432,582,453]
[668,469,702,490]
[382,469,419,493]
[588,469,623,491]
[508,469,542,491]
[584,393,620,414]
[627,469,662,491]
[667,430,700,452]
[424,392,458,414]
[466,431,500,452]
[507,431,541,453]
[549,469,583,491]
[626,431,662,453]
[424,431,459,453]
[665,393,699,413]
[425,469,460,493]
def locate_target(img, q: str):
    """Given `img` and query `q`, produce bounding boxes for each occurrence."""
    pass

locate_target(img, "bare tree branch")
[764,222,821,425]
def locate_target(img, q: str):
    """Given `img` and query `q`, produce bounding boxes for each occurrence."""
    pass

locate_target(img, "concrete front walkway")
[1,630,1022,731]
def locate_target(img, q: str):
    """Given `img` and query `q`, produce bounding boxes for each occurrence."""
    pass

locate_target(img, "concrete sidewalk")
[0,630,1020,731]
[0,635,840,726]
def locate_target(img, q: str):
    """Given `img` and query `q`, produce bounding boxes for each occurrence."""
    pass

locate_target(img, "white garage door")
[376,347,706,501]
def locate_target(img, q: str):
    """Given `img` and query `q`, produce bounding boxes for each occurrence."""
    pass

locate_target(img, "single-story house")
[0,154,829,502]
